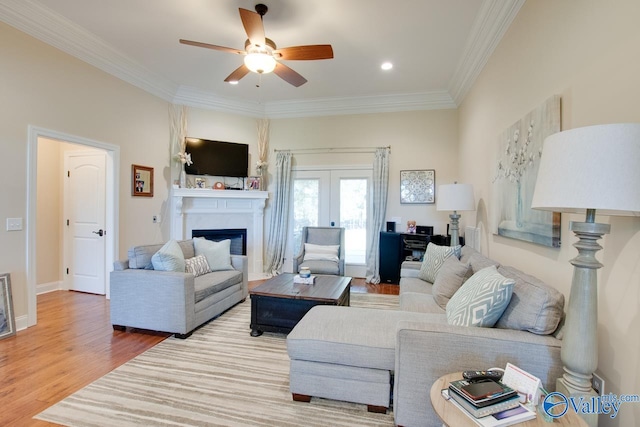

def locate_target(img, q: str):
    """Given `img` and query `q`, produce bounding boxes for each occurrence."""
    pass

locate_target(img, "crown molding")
[262,91,457,119]
[0,0,178,101]
[448,0,525,106]
[1,0,521,117]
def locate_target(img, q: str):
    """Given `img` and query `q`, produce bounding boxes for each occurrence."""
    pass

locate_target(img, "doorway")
[26,126,119,327]
[287,166,372,278]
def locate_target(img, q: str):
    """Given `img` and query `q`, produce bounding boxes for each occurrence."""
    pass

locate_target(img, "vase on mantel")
[179,164,186,188]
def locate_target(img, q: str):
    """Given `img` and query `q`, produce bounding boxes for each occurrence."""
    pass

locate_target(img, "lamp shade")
[437,183,475,211]
[531,123,640,216]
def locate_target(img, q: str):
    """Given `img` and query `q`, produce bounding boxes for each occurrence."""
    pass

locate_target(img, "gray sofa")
[287,245,566,426]
[110,239,248,338]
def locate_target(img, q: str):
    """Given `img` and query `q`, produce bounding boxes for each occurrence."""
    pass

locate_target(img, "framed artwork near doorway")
[132,164,154,197]
[0,273,16,340]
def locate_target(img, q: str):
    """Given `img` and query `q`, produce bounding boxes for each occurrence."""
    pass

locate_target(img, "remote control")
[462,370,503,382]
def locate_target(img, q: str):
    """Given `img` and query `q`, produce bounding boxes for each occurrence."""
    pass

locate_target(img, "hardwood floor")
[0,278,398,426]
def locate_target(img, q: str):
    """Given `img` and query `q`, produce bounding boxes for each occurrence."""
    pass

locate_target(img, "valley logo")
[543,391,639,419]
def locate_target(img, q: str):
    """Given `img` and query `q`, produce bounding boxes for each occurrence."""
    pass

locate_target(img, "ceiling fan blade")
[239,8,266,47]
[179,39,244,55]
[274,45,334,61]
[224,64,250,83]
[273,62,307,87]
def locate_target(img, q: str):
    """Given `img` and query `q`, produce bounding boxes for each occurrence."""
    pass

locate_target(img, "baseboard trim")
[37,281,62,295]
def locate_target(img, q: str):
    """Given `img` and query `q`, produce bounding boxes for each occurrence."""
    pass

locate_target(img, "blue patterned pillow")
[446,265,515,327]
[418,243,461,283]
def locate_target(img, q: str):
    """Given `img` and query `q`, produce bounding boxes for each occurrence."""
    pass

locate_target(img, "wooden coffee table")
[249,273,351,336]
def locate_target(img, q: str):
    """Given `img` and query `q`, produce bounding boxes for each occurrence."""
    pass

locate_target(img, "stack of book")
[447,379,536,426]
[293,274,315,284]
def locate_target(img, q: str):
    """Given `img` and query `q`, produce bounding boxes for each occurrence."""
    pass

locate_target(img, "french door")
[287,166,372,277]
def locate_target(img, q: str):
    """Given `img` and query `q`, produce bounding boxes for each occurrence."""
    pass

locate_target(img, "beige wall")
[0,22,170,322]
[268,110,460,234]
[458,1,640,425]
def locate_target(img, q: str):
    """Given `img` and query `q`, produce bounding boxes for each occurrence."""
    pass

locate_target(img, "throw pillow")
[418,243,462,283]
[303,243,340,262]
[185,254,211,277]
[446,265,515,327]
[193,238,233,271]
[432,257,470,309]
[151,240,186,272]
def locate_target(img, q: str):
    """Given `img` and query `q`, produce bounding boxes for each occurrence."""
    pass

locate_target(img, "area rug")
[35,293,398,426]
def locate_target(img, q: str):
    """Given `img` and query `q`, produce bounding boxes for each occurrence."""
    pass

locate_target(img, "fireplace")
[170,189,268,279]
[192,229,247,255]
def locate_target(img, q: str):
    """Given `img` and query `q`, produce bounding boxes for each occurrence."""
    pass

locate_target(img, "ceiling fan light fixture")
[244,52,277,74]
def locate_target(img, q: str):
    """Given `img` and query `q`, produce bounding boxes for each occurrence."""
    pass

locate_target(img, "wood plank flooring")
[0,278,398,426]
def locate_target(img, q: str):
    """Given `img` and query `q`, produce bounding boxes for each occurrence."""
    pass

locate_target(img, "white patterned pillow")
[418,243,461,283]
[185,255,211,277]
[446,265,515,327]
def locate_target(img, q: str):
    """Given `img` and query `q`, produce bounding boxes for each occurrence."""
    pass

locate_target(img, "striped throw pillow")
[185,255,211,277]
[418,243,461,283]
[446,265,515,327]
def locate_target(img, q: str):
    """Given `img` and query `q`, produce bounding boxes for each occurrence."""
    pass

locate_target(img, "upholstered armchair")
[293,226,345,276]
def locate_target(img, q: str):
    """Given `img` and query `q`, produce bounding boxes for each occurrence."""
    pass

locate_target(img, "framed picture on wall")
[0,273,16,340]
[400,170,435,204]
[132,164,154,197]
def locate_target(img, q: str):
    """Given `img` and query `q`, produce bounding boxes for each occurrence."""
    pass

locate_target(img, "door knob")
[331,221,335,227]
[92,229,104,237]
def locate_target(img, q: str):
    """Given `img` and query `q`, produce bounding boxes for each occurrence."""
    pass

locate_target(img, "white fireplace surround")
[170,189,269,279]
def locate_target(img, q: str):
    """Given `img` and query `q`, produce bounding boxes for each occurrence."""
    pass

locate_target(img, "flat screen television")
[184,138,249,178]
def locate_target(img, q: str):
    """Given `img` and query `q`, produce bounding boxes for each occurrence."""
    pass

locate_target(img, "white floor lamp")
[531,123,640,427]
[437,183,475,247]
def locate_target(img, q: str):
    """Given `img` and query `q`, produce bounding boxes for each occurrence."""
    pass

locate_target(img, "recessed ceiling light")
[381,62,393,71]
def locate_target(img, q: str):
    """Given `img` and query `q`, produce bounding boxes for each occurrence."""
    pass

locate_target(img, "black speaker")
[379,232,402,283]
[386,221,396,232]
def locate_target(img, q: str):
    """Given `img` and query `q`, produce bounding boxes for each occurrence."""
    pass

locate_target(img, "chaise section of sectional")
[286,305,443,413]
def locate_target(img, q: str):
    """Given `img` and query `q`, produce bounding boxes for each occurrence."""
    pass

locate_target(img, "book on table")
[449,379,518,408]
[293,275,316,284]
[443,390,536,427]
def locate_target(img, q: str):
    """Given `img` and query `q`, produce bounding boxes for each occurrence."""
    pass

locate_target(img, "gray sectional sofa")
[110,239,248,338]
[287,245,566,426]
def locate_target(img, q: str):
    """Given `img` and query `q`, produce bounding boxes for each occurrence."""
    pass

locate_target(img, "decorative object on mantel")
[492,95,561,247]
[0,272,16,340]
[436,182,475,247]
[131,164,154,197]
[532,123,640,427]
[169,105,189,188]
[247,176,262,191]
[400,170,435,204]
[256,119,269,191]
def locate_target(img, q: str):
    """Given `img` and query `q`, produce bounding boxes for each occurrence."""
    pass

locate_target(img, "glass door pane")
[340,178,367,264]
[292,178,320,254]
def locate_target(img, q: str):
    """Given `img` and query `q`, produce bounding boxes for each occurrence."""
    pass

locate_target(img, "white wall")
[458,1,640,425]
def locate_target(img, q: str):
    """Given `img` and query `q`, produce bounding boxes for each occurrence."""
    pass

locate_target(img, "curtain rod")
[274,146,390,154]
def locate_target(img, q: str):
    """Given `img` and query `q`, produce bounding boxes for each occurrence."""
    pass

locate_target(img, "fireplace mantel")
[170,189,269,278]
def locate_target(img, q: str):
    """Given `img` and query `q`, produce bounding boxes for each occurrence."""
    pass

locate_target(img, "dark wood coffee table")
[249,273,351,336]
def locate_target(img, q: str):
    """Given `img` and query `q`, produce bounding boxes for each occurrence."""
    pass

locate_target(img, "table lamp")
[531,123,640,426]
[437,183,475,246]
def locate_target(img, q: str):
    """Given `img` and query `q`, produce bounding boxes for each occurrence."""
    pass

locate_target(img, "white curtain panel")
[365,147,390,283]
[264,151,292,275]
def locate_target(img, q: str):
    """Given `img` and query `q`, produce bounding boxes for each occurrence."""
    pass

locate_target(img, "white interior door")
[64,151,107,294]
[287,167,371,277]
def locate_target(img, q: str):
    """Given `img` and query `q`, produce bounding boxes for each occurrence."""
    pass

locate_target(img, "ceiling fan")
[179,4,334,87]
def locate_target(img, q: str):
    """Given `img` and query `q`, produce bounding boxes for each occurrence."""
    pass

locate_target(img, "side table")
[430,372,588,426]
